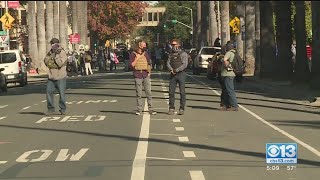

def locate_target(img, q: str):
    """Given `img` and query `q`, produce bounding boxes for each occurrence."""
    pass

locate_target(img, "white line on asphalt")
[161,82,165,85]
[147,156,185,161]
[130,98,150,180]
[150,133,181,137]
[151,118,169,121]
[178,136,189,142]
[55,94,59,96]
[173,119,181,122]
[0,161,7,164]
[0,105,8,109]
[164,95,169,98]
[163,93,169,96]
[189,170,205,180]
[22,106,31,110]
[188,74,320,158]
[110,100,118,103]
[42,100,47,103]
[0,116,6,120]
[175,127,185,131]
[183,151,196,158]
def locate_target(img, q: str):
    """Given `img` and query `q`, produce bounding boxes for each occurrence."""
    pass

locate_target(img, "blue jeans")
[46,78,67,113]
[169,71,186,110]
[221,76,238,108]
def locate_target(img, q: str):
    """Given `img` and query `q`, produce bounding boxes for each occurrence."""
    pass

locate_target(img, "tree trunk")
[294,1,309,82]
[72,1,79,51]
[209,1,218,45]
[200,1,207,47]
[80,2,86,45]
[220,1,230,45]
[235,1,245,59]
[36,1,47,73]
[45,1,54,53]
[255,1,261,76]
[260,1,276,78]
[53,1,59,38]
[27,1,39,71]
[59,1,67,49]
[84,1,88,46]
[310,1,320,89]
[244,1,255,75]
[196,1,201,49]
[274,1,293,80]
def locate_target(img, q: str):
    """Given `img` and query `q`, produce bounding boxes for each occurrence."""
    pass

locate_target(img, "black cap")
[50,38,60,44]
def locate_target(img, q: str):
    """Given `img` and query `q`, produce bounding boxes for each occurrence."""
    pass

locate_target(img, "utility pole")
[196,1,201,49]
[209,1,218,45]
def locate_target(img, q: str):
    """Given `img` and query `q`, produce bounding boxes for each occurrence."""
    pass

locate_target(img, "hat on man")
[50,38,60,44]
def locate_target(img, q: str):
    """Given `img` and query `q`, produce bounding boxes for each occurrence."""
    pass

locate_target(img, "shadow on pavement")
[188,105,219,110]
[270,120,320,129]
[19,112,45,116]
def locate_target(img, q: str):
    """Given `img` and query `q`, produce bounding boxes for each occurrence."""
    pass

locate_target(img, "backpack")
[230,50,246,75]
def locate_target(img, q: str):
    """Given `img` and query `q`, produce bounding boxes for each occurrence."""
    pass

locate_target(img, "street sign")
[0,12,15,28]
[229,16,240,34]
[8,1,20,9]
[69,33,80,44]
[0,35,9,48]
[0,31,6,36]
[105,40,110,47]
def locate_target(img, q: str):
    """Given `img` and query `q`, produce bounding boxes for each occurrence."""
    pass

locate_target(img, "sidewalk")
[243,76,320,107]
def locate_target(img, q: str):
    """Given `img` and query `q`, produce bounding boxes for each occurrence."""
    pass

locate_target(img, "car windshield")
[0,52,17,64]
[200,48,219,55]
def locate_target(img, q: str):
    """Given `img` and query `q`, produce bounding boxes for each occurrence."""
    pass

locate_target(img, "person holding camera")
[220,42,239,111]
[44,38,68,115]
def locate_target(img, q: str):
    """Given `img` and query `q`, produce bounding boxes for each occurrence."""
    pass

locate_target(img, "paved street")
[0,71,320,180]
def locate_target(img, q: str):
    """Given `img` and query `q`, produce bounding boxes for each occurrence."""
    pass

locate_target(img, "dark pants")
[169,71,186,110]
[110,61,116,71]
[221,76,238,108]
[46,78,67,113]
[218,73,227,107]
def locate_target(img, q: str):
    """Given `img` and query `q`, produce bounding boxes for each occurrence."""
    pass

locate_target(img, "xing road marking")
[175,127,185,131]
[188,74,320,159]
[36,115,106,123]
[0,116,6,120]
[163,93,169,96]
[0,105,8,109]
[147,157,184,161]
[178,136,189,142]
[173,119,181,122]
[0,161,7,164]
[183,151,196,158]
[16,148,89,162]
[66,99,118,105]
[22,106,31,110]
[189,170,205,180]
[130,99,150,180]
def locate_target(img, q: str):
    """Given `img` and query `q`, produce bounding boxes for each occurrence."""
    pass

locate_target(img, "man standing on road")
[43,38,68,115]
[220,42,239,111]
[130,40,157,115]
[167,39,188,115]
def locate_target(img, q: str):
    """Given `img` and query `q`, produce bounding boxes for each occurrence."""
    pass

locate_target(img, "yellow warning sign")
[229,16,240,34]
[0,12,15,28]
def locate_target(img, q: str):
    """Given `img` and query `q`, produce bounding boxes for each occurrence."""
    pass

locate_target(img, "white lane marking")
[189,170,205,180]
[183,151,196,158]
[164,95,169,98]
[163,93,169,96]
[173,119,181,122]
[188,74,320,158]
[175,127,184,131]
[147,157,184,161]
[151,118,169,121]
[22,106,31,110]
[130,98,150,180]
[0,161,7,164]
[150,133,181,137]
[178,136,189,142]
[161,82,165,85]
[0,105,8,109]
[0,116,7,120]
[42,100,47,103]
[110,100,118,103]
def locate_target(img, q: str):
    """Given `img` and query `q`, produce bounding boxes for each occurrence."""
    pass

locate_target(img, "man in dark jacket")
[167,39,188,115]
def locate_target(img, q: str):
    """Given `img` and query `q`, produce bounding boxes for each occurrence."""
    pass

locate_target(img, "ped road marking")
[0,105,8,109]
[183,151,196,158]
[0,161,7,164]
[173,119,181,122]
[175,127,184,131]
[36,115,106,123]
[0,116,6,120]
[130,99,150,180]
[22,106,31,110]
[178,136,189,142]
[188,74,320,158]
[190,170,206,180]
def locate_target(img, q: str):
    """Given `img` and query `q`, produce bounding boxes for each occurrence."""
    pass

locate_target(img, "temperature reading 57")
[287,166,296,171]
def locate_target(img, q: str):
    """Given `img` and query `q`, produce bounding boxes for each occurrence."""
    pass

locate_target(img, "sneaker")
[149,110,157,115]
[135,111,142,115]
[44,111,55,116]
[168,109,175,115]
[59,110,66,115]
[178,109,184,115]
[227,107,239,111]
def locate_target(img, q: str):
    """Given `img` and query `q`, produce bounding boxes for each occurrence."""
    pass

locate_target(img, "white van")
[0,50,28,86]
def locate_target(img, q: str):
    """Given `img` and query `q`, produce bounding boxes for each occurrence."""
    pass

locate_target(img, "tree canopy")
[87,1,147,40]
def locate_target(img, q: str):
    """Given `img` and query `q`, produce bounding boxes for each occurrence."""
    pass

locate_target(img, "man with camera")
[44,38,68,115]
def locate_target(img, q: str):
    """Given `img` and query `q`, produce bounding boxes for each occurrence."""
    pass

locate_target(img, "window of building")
[148,12,152,21]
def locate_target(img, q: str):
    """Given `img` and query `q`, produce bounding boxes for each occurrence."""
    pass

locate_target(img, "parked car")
[207,51,222,80]
[192,46,221,75]
[0,67,7,92]
[0,49,28,87]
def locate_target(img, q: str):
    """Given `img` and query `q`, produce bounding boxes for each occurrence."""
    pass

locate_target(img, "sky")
[145,1,158,6]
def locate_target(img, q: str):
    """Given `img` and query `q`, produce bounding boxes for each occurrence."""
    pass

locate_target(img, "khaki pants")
[85,62,93,75]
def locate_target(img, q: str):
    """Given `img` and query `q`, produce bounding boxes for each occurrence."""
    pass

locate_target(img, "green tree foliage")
[290,1,312,43]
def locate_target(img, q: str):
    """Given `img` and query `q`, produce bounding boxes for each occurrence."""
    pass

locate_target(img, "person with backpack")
[220,42,240,111]
[167,39,188,115]
[84,45,93,75]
